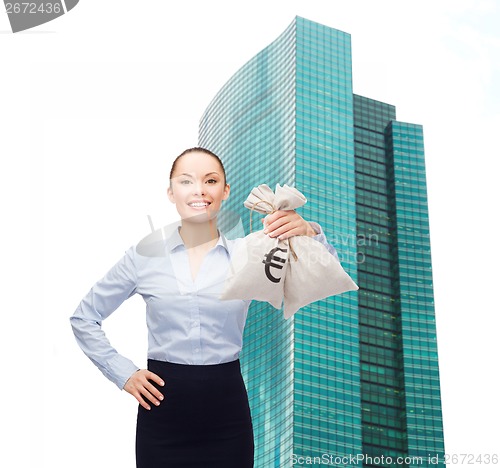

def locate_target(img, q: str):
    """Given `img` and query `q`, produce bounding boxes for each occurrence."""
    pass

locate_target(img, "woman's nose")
[193,182,205,195]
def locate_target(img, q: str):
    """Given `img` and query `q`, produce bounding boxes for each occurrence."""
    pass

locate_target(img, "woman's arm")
[70,247,141,390]
[71,247,165,409]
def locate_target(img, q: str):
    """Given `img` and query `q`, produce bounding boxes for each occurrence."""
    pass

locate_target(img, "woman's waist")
[147,358,242,379]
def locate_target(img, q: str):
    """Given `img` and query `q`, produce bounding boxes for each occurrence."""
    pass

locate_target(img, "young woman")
[70,147,338,467]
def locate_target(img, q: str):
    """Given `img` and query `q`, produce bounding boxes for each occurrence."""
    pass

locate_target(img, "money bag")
[220,184,358,318]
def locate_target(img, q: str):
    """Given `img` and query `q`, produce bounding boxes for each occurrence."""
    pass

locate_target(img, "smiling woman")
[69,146,340,467]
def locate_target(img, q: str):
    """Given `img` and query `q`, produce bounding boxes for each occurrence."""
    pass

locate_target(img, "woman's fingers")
[262,211,291,234]
[263,211,301,239]
[141,386,162,408]
[124,369,165,410]
[263,215,287,232]
[136,393,152,411]
[138,372,164,408]
[276,226,302,239]
[263,209,290,226]
[144,380,164,404]
[146,370,165,388]
[263,210,315,239]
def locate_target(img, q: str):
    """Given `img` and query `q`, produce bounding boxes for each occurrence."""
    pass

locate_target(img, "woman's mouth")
[188,201,211,209]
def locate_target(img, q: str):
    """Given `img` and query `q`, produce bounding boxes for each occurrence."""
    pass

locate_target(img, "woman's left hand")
[261,210,317,240]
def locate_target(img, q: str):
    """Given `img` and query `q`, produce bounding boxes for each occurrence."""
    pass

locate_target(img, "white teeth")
[189,202,209,207]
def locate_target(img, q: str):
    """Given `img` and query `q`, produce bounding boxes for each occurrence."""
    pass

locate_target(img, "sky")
[2,0,499,466]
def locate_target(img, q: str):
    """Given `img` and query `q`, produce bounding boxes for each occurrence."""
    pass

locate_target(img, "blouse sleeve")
[69,246,140,390]
[308,221,340,261]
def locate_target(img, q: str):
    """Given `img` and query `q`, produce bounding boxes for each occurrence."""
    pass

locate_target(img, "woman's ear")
[222,183,230,200]
[167,186,175,204]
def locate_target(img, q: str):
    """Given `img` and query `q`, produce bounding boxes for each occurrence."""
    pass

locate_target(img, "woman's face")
[167,151,230,223]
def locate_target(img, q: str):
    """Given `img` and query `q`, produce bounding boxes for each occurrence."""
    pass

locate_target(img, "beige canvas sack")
[220,184,358,318]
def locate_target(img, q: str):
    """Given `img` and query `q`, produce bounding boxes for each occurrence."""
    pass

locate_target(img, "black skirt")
[135,359,254,468]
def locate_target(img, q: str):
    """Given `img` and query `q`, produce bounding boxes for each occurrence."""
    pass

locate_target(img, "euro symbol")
[262,247,288,283]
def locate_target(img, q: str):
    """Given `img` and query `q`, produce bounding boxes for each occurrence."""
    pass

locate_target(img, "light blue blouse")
[70,222,338,389]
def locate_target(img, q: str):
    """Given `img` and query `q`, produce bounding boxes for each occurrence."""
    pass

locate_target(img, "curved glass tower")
[199,16,444,468]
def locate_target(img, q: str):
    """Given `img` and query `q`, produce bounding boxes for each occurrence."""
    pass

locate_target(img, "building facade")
[199,16,444,467]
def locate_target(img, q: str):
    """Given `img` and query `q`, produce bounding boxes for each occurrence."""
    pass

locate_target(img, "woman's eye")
[207,179,219,184]
[180,180,192,184]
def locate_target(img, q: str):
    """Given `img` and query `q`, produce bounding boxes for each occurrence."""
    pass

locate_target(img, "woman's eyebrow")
[179,172,220,177]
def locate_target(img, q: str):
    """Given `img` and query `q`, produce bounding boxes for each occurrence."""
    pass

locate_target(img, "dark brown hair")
[169,147,226,187]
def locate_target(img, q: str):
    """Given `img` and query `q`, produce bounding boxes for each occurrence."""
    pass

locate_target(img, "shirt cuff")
[308,222,339,261]
[106,354,141,390]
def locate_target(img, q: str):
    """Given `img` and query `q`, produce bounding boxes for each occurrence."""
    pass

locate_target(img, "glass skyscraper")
[199,16,444,468]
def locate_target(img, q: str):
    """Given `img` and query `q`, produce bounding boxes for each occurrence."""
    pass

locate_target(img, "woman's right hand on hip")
[124,369,165,410]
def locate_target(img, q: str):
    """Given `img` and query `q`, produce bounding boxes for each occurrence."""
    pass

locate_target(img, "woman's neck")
[179,219,219,250]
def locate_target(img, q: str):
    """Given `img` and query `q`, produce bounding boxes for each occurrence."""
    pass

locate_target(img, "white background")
[1,0,499,466]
